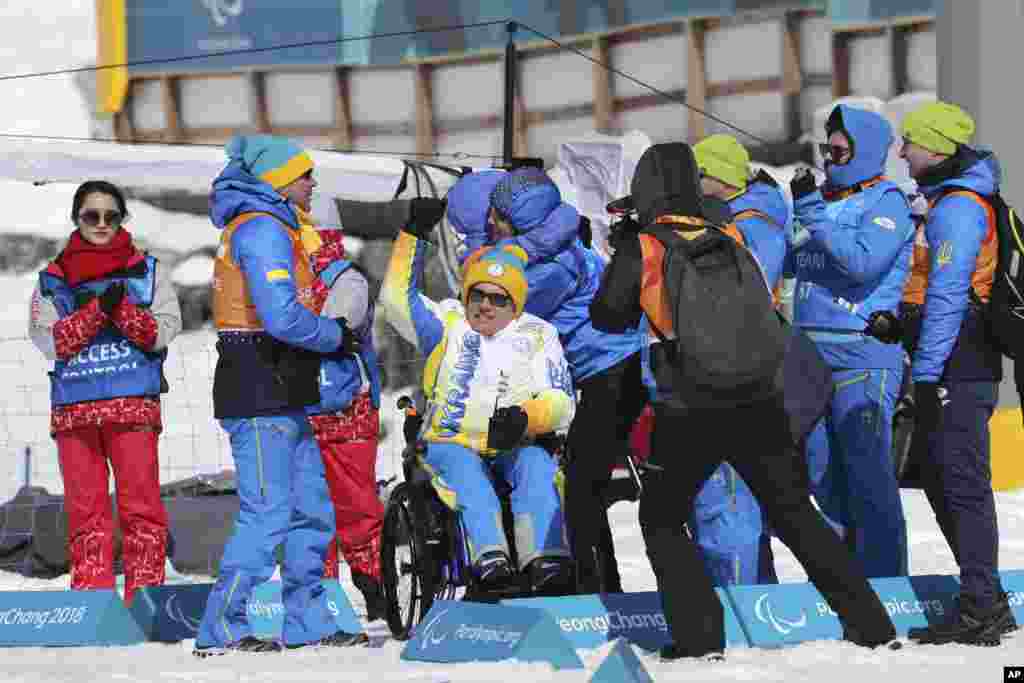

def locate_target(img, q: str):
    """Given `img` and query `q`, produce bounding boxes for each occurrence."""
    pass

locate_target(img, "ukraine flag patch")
[266,269,291,282]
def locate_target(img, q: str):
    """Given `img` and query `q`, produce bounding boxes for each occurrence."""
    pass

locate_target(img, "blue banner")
[0,590,145,647]
[126,1,344,73]
[506,590,749,651]
[401,599,584,670]
[591,638,654,683]
[128,584,212,642]
[246,579,363,640]
[123,1,764,73]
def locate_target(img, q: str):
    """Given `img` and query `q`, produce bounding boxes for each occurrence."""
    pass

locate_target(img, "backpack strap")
[733,208,782,230]
[927,187,998,307]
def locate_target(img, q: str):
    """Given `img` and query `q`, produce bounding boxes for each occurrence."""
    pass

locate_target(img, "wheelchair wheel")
[381,482,438,640]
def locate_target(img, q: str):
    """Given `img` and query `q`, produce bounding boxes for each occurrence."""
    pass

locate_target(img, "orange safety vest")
[212,212,318,330]
[902,190,997,306]
[637,215,746,339]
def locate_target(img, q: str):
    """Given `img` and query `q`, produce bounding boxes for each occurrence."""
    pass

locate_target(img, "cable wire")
[0,20,510,82]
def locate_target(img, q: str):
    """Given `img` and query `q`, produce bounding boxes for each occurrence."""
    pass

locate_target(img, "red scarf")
[57,229,142,286]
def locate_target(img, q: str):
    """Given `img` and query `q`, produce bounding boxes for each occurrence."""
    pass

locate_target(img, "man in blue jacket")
[446,168,646,593]
[194,136,365,655]
[690,134,790,585]
[787,104,915,579]
[898,101,1016,645]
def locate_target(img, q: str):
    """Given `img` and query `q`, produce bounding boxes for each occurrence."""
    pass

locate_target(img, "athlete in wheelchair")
[378,200,577,638]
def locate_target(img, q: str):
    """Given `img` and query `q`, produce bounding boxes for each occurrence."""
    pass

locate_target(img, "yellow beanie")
[902,101,975,156]
[693,134,751,190]
[462,244,529,314]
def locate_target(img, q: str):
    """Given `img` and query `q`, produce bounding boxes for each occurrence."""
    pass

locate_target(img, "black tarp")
[0,471,241,579]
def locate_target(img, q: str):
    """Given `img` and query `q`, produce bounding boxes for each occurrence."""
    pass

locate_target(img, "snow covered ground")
[1,491,1024,682]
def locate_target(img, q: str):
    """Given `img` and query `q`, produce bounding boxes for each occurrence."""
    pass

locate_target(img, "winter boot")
[527,556,574,597]
[473,550,514,590]
[193,636,283,658]
[907,593,1012,646]
[842,624,902,651]
[285,630,369,650]
[352,571,388,622]
[1001,591,1019,635]
[659,642,725,662]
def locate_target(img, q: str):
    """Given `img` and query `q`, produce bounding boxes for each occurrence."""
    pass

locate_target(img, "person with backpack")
[897,101,1017,645]
[788,104,915,580]
[688,134,790,586]
[446,168,647,594]
[590,141,898,661]
[302,227,386,623]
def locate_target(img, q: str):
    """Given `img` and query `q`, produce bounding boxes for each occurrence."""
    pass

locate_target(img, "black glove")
[73,290,97,310]
[578,216,592,249]
[403,197,447,239]
[334,317,362,354]
[98,282,125,316]
[864,311,904,345]
[486,405,529,451]
[789,167,818,201]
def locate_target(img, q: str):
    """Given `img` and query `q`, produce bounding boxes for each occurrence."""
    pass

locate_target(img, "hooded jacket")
[789,105,914,371]
[903,147,1003,383]
[209,160,344,418]
[381,230,575,453]
[730,173,790,290]
[446,171,642,383]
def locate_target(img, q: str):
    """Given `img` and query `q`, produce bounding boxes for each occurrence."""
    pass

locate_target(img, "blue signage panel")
[128,583,212,642]
[126,1,344,73]
[506,590,749,652]
[401,599,584,670]
[0,589,145,647]
[247,579,363,640]
[591,638,655,683]
[123,1,754,73]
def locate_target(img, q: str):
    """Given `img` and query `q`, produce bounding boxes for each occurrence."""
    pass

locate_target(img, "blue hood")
[209,160,300,230]
[507,202,581,266]
[730,177,789,227]
[920,148,1001,199]
[825,104,893,190]
[446,169,506,263]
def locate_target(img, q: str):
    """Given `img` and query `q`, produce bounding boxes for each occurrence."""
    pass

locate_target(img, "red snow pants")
[311,393,383,581]
[55,424,168,604]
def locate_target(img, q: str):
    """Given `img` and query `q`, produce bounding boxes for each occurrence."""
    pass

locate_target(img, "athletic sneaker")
[473,550,514,589]
[659,642,725,662]
[527,556,574,596]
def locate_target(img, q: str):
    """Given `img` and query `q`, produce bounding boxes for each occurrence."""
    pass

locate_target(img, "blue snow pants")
[423,442,568,569]
[807,367,908,578]
[691,462,778,585]
[195,411,337,648]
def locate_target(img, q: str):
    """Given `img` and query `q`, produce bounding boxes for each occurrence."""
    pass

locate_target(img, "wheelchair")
[379,395,640,640]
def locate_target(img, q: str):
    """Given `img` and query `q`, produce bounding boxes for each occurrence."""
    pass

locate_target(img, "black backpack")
[934,189,1024,360]
[646,223,787,408]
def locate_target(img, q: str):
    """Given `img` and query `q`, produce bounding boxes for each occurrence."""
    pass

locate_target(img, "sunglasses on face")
[818,143,852,164]
[467,288,513,309]
[78,209,124,228]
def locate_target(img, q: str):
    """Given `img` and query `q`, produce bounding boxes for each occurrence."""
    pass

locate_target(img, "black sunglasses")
[78,209,125,228]
[467,288,513,309]
[818,143,851,165]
